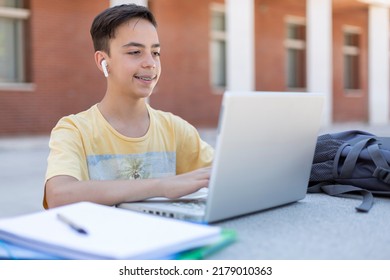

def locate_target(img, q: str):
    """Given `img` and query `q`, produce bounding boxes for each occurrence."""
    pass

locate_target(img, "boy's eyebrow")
[122,42,160,48]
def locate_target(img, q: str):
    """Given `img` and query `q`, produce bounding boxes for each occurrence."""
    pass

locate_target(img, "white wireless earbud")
[101,60,109,77]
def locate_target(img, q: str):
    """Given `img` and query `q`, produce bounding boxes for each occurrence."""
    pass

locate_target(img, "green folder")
[174,229,237,260]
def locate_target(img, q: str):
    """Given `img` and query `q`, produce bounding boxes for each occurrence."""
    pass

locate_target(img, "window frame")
[209,2,227,92]
[342,25,361,95]
[284,16,307,91]
[0,4,34,91]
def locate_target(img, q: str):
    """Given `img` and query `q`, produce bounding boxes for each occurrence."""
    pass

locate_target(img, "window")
[0,0,30,84]
[343,27,360,90]
[285,17,306,89]
[210,3,226,89]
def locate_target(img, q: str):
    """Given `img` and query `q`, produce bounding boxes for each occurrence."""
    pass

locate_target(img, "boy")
[43,4,213,209]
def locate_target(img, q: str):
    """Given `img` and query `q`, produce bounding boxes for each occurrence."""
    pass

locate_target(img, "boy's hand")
[160,167,211,199]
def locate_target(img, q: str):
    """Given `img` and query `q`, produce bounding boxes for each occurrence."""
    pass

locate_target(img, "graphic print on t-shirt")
[87,152,176,180]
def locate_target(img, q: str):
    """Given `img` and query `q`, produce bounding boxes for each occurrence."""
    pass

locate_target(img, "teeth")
[136,76,153,81]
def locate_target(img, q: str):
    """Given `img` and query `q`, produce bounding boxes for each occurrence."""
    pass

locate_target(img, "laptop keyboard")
[170,200,206,211]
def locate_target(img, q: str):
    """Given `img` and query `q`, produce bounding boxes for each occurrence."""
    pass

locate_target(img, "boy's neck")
[97,95,150,138]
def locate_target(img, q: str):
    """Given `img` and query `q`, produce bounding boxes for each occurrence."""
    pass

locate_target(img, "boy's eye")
[153,51,160,57]
[128,50,141,55]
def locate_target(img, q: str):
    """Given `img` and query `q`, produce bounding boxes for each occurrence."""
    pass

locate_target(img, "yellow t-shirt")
[44,104,214,208]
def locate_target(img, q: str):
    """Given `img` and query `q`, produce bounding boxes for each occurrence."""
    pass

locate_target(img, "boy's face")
[107,18,161,99]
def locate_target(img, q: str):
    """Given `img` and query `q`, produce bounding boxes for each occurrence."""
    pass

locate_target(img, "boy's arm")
[44,167,211,209]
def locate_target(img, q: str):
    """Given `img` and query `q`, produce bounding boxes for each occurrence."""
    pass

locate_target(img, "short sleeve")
[175,118,214,174]
[43,117,90,208]
[45,117,89,182]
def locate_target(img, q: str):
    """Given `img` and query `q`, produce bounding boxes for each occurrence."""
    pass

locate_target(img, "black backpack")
[308,130,390,212]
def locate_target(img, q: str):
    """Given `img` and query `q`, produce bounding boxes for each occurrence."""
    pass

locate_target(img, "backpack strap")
[332,142,349,177]
[367,144,390,184]
[338,138,375,178]
[307,182,374,212]
[367,144,389,169]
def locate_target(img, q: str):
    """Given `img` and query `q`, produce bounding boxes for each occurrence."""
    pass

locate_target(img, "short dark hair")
[90,4,157,54]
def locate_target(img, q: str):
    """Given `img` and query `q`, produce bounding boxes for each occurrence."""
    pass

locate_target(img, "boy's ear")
[94,51,108,75]
[95,51,108,77]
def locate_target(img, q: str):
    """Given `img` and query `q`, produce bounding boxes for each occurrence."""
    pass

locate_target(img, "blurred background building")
[0,0,389,135]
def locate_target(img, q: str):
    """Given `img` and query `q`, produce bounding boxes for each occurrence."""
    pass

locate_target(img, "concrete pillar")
[226,0,255,91]
[306,0,332,125]
[368,4,390,125]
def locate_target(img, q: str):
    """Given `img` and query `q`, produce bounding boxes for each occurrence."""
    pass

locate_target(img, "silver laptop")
[117,91,324,223]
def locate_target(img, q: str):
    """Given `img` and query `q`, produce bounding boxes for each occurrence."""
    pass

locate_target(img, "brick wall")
[0,0,108,135]
[333,8,368,122]
[254,0,306,91]
[0,0,372,135]
[149,0,223,128]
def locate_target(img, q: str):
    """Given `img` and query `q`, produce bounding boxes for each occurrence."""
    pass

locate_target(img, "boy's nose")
[142,54,156,68]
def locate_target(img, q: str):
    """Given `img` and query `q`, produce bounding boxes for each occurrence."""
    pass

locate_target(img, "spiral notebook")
[0,202,222,259]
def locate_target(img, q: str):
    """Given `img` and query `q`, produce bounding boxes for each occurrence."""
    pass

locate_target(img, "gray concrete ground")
[0,136,49,218]
[1,123,390,259]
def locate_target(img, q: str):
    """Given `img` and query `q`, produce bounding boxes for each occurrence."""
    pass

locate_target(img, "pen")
[56,213,88,235]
